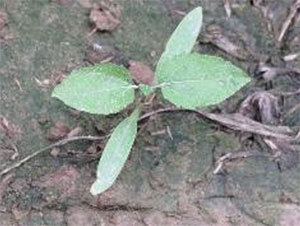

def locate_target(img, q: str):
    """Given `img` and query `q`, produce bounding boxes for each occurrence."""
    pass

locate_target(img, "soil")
[0,0,299,225]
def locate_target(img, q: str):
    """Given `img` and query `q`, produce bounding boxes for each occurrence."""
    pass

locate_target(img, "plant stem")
[0,135,107,177]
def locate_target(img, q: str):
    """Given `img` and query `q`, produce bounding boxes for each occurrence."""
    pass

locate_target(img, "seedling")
[52,7,250,195]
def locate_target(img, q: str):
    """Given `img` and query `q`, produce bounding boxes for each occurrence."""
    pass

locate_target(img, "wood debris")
[0,11,13,44]
[67,126,83,138]
[0,11,7,30]
[255,61,290,81]
[278,0,300,43]
[202,24,253,60]
[85,42,128,66]
[238,91,280,125]
[0,116,20,138]
[250,0,275,33]
[283,53,299,62]
[224,0,232,18]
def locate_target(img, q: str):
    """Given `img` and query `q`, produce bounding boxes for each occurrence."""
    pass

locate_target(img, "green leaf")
[90,108,140,195]
[157,53,250,109]
[85,63,132,82]
[139,84,154,96]
[156,7,202,71]
[52,64,135,115]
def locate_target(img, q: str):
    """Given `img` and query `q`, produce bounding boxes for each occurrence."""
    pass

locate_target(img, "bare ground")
[0,0,300,225]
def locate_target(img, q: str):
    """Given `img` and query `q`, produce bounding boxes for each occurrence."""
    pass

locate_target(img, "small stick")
[0,109,179,177]
[138,107,176,121]
[1,107,298,177]
[0,135,106,177]
[139,108,297,141]
[285,102,300,118]
[278,0,300,43]
[279,88,300,97]
[224,0,232,18]
[213,150,268,174]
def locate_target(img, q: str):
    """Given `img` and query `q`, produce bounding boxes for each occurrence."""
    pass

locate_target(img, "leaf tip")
[190,6,203,19]
[194,6,202,13]
[90,179,109,196]
[90,181,99,196]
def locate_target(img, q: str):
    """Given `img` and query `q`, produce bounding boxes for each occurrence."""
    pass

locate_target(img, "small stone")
[47,121,70,141]
[129,60,155,85]
[50,148,61,157]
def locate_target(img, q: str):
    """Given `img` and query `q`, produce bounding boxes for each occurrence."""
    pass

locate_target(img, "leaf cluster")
[52,7,250,195]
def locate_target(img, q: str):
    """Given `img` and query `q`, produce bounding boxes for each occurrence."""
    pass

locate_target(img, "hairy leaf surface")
[157,54,250,109]
[52,65,135,115]
[156,7,202,71]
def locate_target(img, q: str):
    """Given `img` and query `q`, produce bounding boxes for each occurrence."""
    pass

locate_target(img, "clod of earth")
[0,174,14,203]
[0,11,13,44]
[129,60,155,85]
[238,91,280,125]
[33,165,81,200]
[47,121,70,141]
[85,43,129,66]
[0,11,7,30]
[89,2,121,32]
[0,115,20,138]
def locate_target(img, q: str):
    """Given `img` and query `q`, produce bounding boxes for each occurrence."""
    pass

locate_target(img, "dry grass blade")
[213,149,267,174]
[278,88,300,96]
[198,111,295,141]
[224,0,232,18]
[0,115,20,138]
[285,102,300,118]
[202,24,252,60]
[278,0,300,43]
[250,0,274,33]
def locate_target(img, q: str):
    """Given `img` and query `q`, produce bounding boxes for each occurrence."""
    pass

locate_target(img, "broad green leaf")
[157,53,250,109]
[156,7,202,71]
[52,64,135,115]
[83,63,132,82]
[90,108,140,195]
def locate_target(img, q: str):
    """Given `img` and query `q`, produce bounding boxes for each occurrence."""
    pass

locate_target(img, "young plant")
[52,7,250,195]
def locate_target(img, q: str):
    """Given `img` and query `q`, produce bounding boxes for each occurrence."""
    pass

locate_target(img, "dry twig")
[139,108,297,142]
[278,0,300,43]
[2,106,298,177]
[224,0,232,18]
[0,135,107,177]
[278,88,300,96]
[213,149,267,174]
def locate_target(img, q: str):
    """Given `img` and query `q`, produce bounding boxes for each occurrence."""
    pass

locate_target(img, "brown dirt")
[0,0,299,225]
